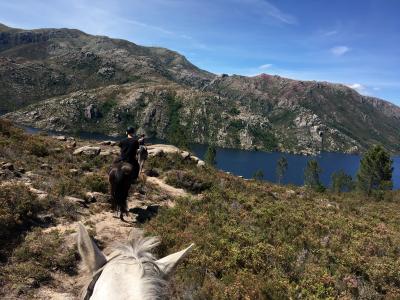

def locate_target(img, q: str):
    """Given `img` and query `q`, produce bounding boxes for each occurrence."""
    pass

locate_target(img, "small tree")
[356,145,393,195]
[276,156,288,184]
[304,159,325,192]
[204,145,217,166]
[331,170,354,194]
[253,169,264,181]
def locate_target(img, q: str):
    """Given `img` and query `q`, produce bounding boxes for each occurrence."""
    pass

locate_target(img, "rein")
[83,254,121,300]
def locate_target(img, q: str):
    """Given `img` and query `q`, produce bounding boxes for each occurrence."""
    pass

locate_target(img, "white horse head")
[77,223,194,300]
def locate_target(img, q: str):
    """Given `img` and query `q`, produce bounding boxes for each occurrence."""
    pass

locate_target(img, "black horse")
[108,160,139,221]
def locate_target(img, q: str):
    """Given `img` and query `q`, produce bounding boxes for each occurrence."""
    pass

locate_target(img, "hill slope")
[1,24,400,154]
[1,119,400,299]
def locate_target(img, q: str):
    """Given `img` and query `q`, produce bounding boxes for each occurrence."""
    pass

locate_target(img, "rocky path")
[33,173,191,300]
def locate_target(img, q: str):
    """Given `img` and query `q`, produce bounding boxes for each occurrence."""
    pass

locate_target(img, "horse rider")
[137,134,148,174]
[116,126,140,183]
[138,134,146,146]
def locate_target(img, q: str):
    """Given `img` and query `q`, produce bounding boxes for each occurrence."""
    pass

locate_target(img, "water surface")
[21,125,400,189]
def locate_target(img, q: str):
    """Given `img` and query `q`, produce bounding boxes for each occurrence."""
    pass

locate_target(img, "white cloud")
[259,63,272,69]
[373,87,381,91]
[347,83,366,93]
[237,0,297,25]
[330,46,350,56]
[323,30,338,36]
[261,0,297,24]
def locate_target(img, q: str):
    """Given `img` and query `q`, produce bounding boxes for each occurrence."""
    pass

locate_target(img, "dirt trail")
[34,175,190,299]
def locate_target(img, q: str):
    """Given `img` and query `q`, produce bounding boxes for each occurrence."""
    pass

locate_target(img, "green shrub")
[101,98,118,115]
[147,153,195,172]
[165,170,212,194]
[1,229,78,294]
[146,180,400,299]
[228,107,240,116]
[83,173,108,193]
[53,176,84,197]
[249,126,278,151]
[0,185,44,259]
[29,141,49,157]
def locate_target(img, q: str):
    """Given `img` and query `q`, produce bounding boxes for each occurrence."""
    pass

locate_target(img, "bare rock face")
[97,67,115,79]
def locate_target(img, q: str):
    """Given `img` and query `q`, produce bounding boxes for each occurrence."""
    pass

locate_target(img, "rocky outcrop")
[73,146,101,156]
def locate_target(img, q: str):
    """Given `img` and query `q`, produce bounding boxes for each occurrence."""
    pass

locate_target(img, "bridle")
[83,254,121,300]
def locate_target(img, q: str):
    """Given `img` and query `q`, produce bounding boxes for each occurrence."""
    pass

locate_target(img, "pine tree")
[331,170,354,194]
[276,156,288,184]
[204,145,217,166]
[304,159,325,192]
[253,169,264,181]
[356,145,393,195]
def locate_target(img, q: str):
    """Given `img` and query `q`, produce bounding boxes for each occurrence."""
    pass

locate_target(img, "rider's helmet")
[126,126,135,135]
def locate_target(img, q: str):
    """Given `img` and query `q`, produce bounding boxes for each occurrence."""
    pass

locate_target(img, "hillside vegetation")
[0,119,399,299]
[2,24,400,154]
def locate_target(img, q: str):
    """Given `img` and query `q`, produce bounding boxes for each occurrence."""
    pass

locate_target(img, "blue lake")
[191,145,400,190]
[21,126,400,190]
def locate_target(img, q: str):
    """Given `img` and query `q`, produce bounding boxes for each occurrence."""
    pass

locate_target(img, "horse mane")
[80,229,168,300]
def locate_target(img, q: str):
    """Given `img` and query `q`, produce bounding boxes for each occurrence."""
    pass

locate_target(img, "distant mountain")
[2,24,400,154]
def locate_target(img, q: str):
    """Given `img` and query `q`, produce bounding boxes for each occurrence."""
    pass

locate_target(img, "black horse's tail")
[109,162,134,214]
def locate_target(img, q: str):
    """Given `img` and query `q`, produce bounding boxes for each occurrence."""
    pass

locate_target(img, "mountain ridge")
[1,24,400,154]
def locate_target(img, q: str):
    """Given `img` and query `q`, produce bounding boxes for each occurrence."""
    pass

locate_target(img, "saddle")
[110,159,133,175]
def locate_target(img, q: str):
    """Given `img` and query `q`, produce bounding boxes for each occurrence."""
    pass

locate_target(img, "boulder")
[197,160,206,167]
[69,169,79,175]
[49,147,63,153]
[99,150,112,156]
[181,151,191,159]
[2,162,14,171]
[147,144,180,156]
[54,135,67,141]
[25,171,40,179]
[85,191,108,203]
[29,187,48,199]
[65,196,86,205]
[40,163,52,170]
[191,156,200,163]
[36,213,54,224]
[73,146,101,156]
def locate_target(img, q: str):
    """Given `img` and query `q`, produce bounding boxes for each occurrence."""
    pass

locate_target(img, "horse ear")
[156,243,194,276]
[77,223,107,274]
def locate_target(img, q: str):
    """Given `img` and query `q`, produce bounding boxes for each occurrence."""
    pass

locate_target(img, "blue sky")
[1,0,399,105]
